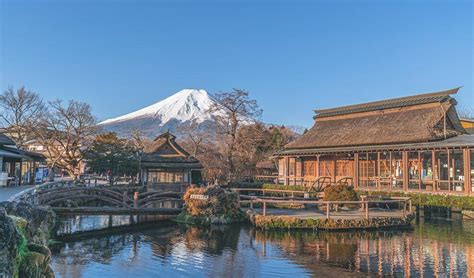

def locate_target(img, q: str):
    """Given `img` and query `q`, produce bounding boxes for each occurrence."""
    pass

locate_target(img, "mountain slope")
[99,89,221,137]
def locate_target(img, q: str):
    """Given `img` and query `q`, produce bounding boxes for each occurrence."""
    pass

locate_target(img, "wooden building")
[0,132,45,186]
[141,131,203,192]
[276,88,474,196]
[460,118,474,134]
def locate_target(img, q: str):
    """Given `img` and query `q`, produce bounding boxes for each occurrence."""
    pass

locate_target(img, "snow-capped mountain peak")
[100,89,217,126]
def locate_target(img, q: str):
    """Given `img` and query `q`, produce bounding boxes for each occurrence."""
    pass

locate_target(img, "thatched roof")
[141,131,202,169]
[0,132,16,146]
[286,88,466,150]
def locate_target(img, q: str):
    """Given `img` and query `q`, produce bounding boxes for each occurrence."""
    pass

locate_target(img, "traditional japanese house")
[276,88,474,196]
[141,131,203,192]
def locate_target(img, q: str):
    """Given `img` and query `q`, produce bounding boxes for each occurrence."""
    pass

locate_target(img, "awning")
[0,149,23,159]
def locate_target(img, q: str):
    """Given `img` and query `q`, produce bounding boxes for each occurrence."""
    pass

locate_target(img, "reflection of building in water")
[252,224,474,276]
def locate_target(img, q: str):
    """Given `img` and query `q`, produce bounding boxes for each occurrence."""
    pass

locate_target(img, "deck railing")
[241,196,412,220]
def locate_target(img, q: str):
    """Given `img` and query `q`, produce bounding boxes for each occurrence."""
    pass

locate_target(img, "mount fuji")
[99,89,222,138]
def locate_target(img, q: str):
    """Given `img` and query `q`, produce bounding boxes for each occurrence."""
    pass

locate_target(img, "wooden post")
[403,151,409,192]
[250,199,253,209]
[354,153,359,189]
[403,201,406,217]
[133,192,139,209]
[409,199,412,213]
[263,201,266,216]
[365,201,369,219]
[464,149,471,195]
[326,203,330,219]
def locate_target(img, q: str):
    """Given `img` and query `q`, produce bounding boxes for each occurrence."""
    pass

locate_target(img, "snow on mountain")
[100,89,217,126]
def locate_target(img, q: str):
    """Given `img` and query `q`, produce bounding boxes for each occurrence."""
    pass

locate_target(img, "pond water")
[50,213,474,277]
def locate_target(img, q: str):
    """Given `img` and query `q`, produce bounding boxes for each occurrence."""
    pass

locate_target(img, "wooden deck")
[249,208,405,220]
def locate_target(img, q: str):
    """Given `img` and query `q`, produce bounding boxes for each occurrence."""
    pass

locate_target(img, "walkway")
[0,185,36,202]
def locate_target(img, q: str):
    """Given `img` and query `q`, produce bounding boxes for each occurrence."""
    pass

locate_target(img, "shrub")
[324,184,358,202]
[183,186,240,217]
[226,181,264,189]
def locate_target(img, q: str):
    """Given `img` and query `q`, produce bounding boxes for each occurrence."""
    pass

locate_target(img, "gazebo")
[141,131,203,192]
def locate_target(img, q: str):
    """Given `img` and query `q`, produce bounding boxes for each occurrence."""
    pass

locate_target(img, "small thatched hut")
[141,131,202,192]
[277,87,474,196]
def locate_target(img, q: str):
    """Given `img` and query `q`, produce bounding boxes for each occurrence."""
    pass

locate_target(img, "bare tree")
[207,89,262,179]
[34,100,97,180]
[0,87,46,147]
[178,121,208,157]
[458,106,474,119]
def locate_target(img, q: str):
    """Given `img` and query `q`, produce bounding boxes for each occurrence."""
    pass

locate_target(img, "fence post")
[409,199,412,213]
[365,201,369,219]
[403,201,406,217]
[133,192,139,209]
[263,201,266,216]
[123,191,127,206]
[326,203,330,219]
[250,199,253,209]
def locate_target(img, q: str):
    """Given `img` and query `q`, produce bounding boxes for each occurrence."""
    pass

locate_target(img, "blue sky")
[1,0,472,127]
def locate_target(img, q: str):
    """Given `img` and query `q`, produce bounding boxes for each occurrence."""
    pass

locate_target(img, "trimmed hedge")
[360,190,474,210]
[246,210,415,230]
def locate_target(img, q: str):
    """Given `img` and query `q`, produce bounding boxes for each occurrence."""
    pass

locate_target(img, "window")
[379,152,391,189]
[421,151,434,190]
[148,171,185,184]
[408,152,420,190]
[303,159,317,177]
[336,159,353,178]
[391,152,403,189]
[359,153,377,188]
[289,158,296,176]
[319,159,334,178]
[437,150,449,190]
[451,150,464,192]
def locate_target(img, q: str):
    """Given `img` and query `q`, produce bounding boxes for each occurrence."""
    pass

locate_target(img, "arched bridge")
[10,180,184,215]
[37,187,183,209]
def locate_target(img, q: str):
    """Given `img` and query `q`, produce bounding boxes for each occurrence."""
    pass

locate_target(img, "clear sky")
[1,0,472,127]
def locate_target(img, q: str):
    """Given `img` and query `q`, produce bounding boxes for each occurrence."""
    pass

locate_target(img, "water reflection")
[51,214,474,277]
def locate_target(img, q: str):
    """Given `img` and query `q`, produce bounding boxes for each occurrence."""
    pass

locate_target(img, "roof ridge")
[314,87,461,118]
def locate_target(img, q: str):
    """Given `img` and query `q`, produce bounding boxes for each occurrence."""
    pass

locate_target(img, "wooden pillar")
[296,158,303,185]
[354,153,359,188]
[332,159,336,183]
[316,155,320,178]
[377,152,382,189]
[18,161,22,186]
[284,157,290,186]
[464,148,471,195]
[402,151,409,192]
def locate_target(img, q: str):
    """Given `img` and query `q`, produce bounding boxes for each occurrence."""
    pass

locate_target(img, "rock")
[19,251,55,278]
[0,207,21,278]
[27,243,52,264]
[0,202,56,245]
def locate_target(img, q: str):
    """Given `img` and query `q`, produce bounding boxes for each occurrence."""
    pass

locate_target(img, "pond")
[50,212,474,277]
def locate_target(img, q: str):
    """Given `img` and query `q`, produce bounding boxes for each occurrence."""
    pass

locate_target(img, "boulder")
[0,207,21,278]
[0,202,56,245]
[19,251,54,278]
